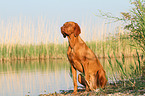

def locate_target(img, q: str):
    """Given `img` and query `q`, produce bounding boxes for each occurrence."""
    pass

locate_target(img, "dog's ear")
[74,23,81,37]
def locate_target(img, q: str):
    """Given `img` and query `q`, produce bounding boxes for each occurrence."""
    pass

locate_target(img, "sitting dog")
[61,21,107,94]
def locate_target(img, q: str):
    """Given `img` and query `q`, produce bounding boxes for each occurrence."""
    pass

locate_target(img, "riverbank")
[39,76,145,96]
[0,54,142,62]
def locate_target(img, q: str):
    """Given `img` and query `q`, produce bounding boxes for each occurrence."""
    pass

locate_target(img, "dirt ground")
[39,77,145,96]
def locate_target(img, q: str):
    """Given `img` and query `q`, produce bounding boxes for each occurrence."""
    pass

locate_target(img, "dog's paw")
[72,91,77,95]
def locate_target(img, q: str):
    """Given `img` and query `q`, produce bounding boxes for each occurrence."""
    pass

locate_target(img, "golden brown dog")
[61,21,107,94]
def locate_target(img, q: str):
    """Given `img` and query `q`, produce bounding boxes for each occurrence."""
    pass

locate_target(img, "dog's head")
[61,21,81,38]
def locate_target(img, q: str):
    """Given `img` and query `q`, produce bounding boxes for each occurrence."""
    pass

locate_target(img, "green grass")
[0,33,142,61]
[105,50,144,95]
[0,43,68,60]
[0,33,140,61]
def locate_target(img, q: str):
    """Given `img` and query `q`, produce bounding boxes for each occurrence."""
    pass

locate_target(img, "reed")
[0,17,142,61]
[0,37,138,61]
[105,49,144,95]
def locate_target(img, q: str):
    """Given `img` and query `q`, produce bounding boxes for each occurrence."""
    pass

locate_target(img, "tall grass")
[86,32,140,58]
[106,50,144,95]
[0,37,139,61]
[0,17,142,61]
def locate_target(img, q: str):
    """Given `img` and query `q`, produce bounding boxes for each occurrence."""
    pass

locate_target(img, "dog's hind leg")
[97,69,107,88]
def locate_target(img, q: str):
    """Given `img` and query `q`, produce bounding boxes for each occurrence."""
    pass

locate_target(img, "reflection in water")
[0,58,135,96]
[0,60,72,96]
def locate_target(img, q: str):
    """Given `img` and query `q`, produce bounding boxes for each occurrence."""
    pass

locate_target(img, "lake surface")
[0,58,135,96]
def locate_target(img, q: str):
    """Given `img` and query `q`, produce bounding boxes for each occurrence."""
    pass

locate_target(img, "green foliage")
[107,53,117,82]
[98,0,145,55]
[107,51,143,90]
[0,33,139,61]
[130,49,143,78]
[113,52,127,77]
[122,0,145,55]
[98,1,144,89]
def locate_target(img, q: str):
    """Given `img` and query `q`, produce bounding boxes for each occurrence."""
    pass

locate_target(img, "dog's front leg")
[84,62,90,91]
[71,65,77,94]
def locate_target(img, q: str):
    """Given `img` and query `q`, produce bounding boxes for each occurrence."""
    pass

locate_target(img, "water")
[0,58,135,96]
[0,60,71,96]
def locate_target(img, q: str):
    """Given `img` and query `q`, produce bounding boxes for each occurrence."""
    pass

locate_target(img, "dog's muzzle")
[61,26,67,38]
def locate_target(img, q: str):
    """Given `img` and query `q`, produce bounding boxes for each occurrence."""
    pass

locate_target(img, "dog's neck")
[67,34,83,49]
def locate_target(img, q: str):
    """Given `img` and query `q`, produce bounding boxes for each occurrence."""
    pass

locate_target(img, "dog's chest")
[68,49,77,60]
[67,46,86,61]
[68,48,83,63]
[67,49,84,72]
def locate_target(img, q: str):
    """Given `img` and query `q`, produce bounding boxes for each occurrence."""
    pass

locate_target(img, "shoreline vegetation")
[0,14,142,62]
[0,43,142,62]
[0,33,143,62]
